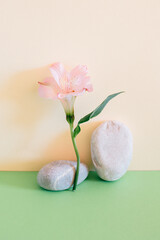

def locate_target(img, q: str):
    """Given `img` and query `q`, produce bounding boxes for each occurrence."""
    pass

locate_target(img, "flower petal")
[38,80,58,99]
[50,62,66,87]
[70,65,93,93]
[43,77,61,91]
[70,65,88,79]
[60,95,76,115]
[82,76,93,92]
[58,90,85,99]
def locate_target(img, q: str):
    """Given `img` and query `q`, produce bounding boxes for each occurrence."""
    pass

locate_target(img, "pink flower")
[38,62,93,114]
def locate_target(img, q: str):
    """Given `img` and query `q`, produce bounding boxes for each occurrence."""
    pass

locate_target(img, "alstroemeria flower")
[37,62,123,191]
[38,62,93,115]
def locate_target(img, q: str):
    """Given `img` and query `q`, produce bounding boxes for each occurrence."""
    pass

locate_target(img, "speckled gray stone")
[91,121,133,181]
[37,160,88,191]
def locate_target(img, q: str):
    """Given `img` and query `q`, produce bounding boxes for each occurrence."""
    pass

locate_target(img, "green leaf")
[74,91,124,137]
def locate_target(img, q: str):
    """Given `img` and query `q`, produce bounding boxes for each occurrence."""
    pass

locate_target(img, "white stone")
[91,121,133,181]
[37,160,88,191]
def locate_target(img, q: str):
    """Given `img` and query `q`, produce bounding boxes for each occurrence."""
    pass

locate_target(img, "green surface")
[0,171,160,240]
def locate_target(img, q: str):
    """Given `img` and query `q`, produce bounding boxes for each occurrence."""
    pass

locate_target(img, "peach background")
[0,0,160,171]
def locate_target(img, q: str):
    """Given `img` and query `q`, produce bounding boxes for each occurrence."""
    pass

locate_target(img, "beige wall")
[0,0,160,171]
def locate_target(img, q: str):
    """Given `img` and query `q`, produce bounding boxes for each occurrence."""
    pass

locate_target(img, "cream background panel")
[0,0,160,170]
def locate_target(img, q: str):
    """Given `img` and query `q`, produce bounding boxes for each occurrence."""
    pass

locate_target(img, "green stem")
[69,122,80,191]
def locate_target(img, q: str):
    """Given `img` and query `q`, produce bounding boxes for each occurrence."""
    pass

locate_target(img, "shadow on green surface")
[37,171,101,193]
[88,171,125,184]
[0,171,101,191]
[0,171,123,193]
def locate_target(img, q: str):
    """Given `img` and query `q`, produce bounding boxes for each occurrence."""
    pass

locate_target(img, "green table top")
[0,171,160,240]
